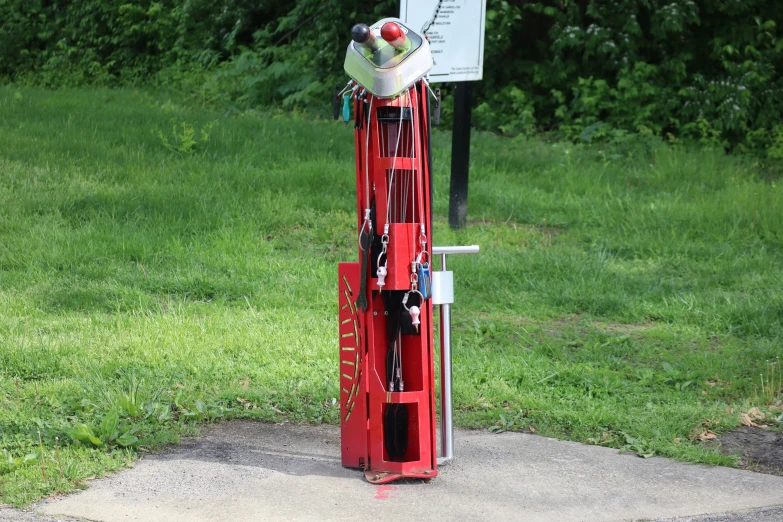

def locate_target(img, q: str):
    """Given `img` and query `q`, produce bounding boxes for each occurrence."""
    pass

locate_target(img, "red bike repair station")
[336,17,478,484]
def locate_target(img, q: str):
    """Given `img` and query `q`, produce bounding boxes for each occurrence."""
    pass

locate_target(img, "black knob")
[351,23,379,54]
[351,24,372,43]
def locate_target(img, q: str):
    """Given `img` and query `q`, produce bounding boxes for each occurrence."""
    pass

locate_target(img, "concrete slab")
[656,506,783,522]
[36,422,783,522]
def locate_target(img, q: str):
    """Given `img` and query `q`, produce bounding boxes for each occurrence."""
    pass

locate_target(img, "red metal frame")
[340,82,437,483]
[338,262,367,468]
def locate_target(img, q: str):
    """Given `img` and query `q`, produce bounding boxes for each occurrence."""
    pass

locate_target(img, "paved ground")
[3,421,781,522]
[657,506,783,522]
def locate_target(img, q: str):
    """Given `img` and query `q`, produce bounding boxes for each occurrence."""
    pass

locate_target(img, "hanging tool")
[355,201,374,312]
[342,93,352,126]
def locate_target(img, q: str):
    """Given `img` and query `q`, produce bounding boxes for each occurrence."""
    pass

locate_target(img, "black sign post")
[449,82,472,229]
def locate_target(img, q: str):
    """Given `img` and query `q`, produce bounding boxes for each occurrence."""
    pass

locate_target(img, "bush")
[472,0,782,154]
[1,0,781,153]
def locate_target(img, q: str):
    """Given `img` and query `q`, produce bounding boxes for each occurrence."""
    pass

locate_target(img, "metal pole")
[438,253,454,465]
[431,245,478,465]
[449,82,473,229]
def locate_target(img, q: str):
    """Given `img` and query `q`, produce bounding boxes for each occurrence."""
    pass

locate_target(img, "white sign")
[400,0,486,83]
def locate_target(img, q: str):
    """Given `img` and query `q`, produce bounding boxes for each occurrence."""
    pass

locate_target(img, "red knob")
[381,22,407,48]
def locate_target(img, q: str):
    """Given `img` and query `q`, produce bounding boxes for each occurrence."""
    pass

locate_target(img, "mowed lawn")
[1,86,782,504]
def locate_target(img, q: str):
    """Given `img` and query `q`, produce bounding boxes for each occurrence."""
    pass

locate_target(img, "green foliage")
[1,450,41,475]
[67,423,103,447]
[156,120,216,155]
[1,1,781,150]
[474,87,536,137]
[472,0,783,152]
[768,126,783,160]
[201,0,397,110]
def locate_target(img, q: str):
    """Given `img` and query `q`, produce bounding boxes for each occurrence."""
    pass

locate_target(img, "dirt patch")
[460,216,565,236]
[469,312,588,340]
[472,312,659,339]
[718,426,783,476]
[471,311,583,328]
[596,321,659,335]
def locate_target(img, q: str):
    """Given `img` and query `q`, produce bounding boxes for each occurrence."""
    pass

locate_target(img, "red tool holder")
[339,82,438,483]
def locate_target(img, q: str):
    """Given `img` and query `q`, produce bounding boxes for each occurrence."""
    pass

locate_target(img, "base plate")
[364,468,437,484]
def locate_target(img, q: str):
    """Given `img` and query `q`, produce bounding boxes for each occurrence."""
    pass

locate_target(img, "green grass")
[1,86,782,504]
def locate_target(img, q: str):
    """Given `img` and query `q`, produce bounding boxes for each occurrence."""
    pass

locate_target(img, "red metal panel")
[342,82,438,483]
[338,262,367,468]
[384,222,417,290]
